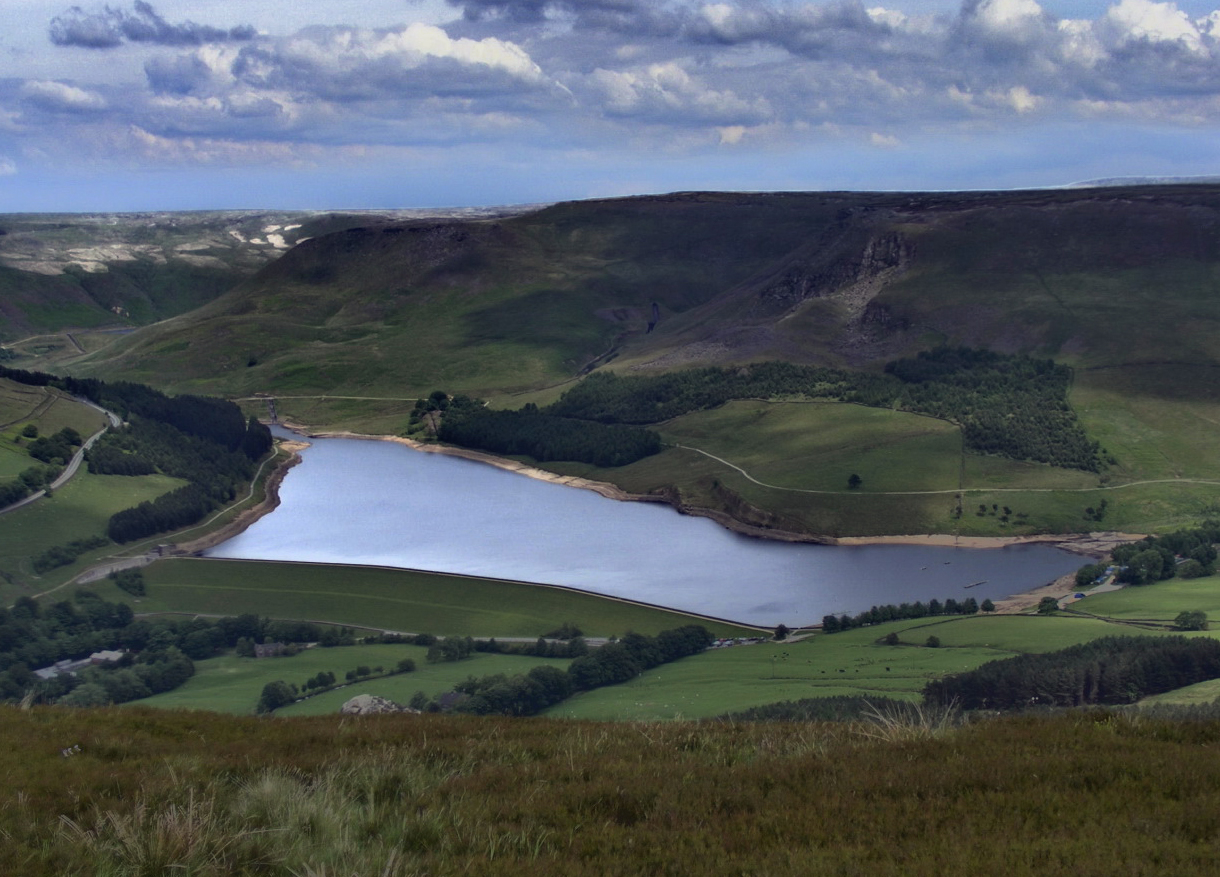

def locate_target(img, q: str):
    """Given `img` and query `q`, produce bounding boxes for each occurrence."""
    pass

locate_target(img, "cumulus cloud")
[1102,0,1206,53]
[49,1,256,49]
[16,0,1220,175]
[225,24,553,102]
[447,0,645,24]
[588,62,771,124]
[21,80,108,113]
[122,124,313,164]
[0,156,16,176]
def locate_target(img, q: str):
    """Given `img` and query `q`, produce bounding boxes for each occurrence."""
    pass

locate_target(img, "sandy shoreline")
[304,426,1144,556]
[202,423,1143,615]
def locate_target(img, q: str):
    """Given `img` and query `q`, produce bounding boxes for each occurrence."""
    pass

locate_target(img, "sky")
[3,0,1220,210]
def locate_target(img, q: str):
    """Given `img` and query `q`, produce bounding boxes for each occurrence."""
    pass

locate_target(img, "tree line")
[923,635,1220,709]
[0,364,274,544]
[543,347,1103,471]
[0,425,82,511]
[416,625,714,717]
[89,413,272,543]
[821,596,994,632]
[427,393,663,468]
[31,536,109,575]
[25,426,82,465]
[0,590,352,706]
[1075,522,1220,587]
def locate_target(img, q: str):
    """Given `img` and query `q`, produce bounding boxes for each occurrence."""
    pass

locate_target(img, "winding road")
[0,397,121,517]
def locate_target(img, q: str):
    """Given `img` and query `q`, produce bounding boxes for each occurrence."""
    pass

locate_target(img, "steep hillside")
[0,206,534,352]
[59,185,1220,397]
[29,185,1220,537]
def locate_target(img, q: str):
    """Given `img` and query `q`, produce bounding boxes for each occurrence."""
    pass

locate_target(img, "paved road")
[0,397,121,516]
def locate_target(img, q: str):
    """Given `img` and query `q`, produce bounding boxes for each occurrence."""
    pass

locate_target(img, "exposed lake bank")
[301,425,1139,558]
[197,425,1095,626]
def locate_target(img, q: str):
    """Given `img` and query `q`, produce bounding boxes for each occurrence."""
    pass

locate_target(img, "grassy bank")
[98,557,761,640]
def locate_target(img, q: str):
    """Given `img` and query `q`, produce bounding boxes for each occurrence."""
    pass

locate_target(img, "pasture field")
[546,613,1132,720]
[658,401,966,493]
[534,391,1220,536]
[1072,365,1220,482]
[1140,677,1220,706]
[250,395,419,437]
[1067,573,1220,622]
[274,650,574,717]
[108,557,761,640]
[543,400,1115,536]
[131,644,571,716]
[0,471,184,601]
[0,379,106,481]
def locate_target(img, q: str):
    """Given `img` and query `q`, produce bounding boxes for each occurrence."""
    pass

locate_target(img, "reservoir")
[207,432,1084,626]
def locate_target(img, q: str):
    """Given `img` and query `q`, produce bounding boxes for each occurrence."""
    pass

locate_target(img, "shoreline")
[303,426,1143,556]
[306,427,835,545]
[213,422,1142,618]
[171,441,307,556]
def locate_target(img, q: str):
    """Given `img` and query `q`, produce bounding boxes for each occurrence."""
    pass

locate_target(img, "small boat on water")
[964,580,987,588]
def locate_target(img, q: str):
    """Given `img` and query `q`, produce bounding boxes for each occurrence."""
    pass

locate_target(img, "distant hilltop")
[1067,175,1220,188]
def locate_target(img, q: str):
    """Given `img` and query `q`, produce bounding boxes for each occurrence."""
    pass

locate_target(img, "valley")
[4,186,1220,874]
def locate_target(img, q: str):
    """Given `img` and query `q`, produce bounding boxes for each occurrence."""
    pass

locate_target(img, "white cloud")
[869,131,900,147]
[1102,0,1206,54]
[380,23,545,78]
[972,0,1047,32]
[1005,84,1039,112]
[124,124,324,165]
[717,123,746,143]
[1055,19,1106,67]
[589,61,771,125]
[0,156,16,175]
[20,80,108,113]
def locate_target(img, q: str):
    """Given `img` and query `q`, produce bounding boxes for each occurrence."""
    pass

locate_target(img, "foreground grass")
[7,705,1220,875]
[106,557,760,640]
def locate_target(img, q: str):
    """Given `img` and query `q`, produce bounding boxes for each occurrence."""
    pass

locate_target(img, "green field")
[546,613,1136,720]
[131,643,572,716]
[1139,677,1220,705]
[100,557,761,640]
[0,470,185,600]
[541,399,1154,537]
[0,379,106,481]
[1067,573,1220,622]
[273,649,574,717]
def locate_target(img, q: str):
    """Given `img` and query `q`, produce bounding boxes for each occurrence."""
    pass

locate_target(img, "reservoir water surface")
[207,432,1084,626]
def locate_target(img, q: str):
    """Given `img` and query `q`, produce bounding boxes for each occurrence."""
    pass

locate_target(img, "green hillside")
[0,209,529,350]
[13,185,1220,536]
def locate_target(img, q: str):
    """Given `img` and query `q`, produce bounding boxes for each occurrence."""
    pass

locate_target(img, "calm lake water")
[207,432,1083,626]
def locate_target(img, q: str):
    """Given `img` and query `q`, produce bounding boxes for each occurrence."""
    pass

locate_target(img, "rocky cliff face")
[756,225,911,310]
